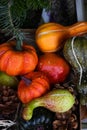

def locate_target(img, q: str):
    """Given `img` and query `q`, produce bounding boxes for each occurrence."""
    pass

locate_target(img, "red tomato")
[37,53,70,84]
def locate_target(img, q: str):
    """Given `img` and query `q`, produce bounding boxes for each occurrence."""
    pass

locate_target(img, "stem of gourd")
[16,37,23,51]
[23,98,44,120]
[21,76,32,86]
[14,29,24,51]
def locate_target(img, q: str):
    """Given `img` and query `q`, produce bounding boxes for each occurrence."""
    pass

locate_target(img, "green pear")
[0,71,19,87]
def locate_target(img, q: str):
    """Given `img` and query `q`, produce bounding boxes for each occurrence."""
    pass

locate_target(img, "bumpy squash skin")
[0,41,38,76]
[63,36,87,105]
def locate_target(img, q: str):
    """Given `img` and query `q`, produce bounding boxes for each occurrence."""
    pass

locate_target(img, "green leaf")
[26,0,51,10]
[0,0,14,35]
[0,0,51,46]
[11,0,27,26]
[0,0,26,46]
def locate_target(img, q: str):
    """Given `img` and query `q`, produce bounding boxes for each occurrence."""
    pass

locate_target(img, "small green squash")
[63,36,87,105]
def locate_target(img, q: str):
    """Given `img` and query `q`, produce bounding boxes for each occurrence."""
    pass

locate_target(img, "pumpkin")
[0,40,38,76]
[63,36,87,105]
[37,53,70,84]
[35,22,87,52]
[18,71,50,104]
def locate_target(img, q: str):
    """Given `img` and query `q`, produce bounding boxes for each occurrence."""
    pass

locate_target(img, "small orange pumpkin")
[0,40,38,76]
[35,22,87,52]
[18,71,50,103]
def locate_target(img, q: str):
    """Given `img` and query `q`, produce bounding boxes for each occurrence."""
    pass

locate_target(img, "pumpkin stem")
[21,76,32,86]
[16,38,23,51]
[14,29,25,51]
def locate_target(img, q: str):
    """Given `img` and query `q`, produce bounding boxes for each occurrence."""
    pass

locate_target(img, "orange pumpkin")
[35,22,87,52]
[18,71,50,103]
[0,40,38,76]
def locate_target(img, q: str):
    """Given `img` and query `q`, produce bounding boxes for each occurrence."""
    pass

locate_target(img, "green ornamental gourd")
[22,89,75,120]
[63,36,87,105]
[0,71,19,87]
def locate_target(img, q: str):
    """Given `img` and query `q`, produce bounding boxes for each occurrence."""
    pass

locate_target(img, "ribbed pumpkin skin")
[18,72,50,104]
[63,36,87,73]
[0,41,38,76]
[17,107,54,130]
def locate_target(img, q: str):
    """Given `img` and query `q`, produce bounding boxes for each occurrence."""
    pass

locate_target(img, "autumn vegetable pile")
[0,21,87,127]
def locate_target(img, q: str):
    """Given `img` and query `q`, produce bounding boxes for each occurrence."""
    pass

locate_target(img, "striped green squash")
[63,36,87,105]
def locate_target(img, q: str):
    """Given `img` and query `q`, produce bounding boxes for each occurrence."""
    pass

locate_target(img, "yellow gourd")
[35,22,87,52]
